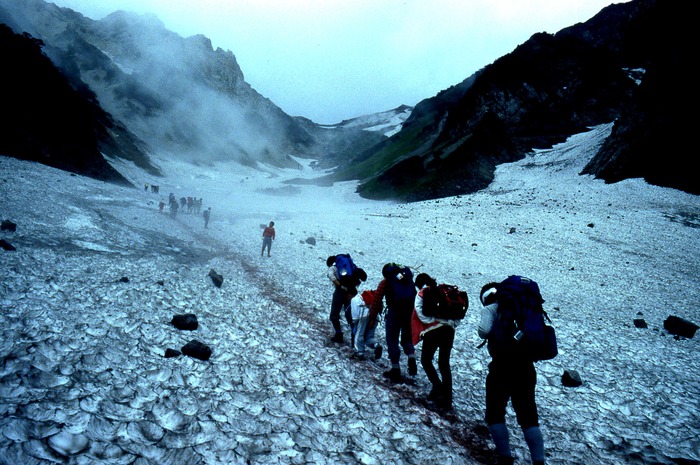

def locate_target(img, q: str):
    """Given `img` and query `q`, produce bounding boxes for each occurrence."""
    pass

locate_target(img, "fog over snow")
[0,124,698,465]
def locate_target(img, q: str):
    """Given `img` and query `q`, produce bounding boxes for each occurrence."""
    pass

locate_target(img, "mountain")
[339,0,693,201]
[0,23,155,184]
[0,0,393,181]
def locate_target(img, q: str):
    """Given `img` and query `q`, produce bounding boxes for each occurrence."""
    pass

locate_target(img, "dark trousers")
[421,325,455,402]
[485,357,539,429]
[329,286,350,333]
[384,306,414,364]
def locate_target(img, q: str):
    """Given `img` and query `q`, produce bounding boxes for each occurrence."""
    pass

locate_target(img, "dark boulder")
[171,313,198,331]
[562,369,583,387]
[208,269,223,288]
[663,316,698,339]
[164,348,181,358]
[181,340,212,361]
[1,220,16,232]
[0,239,16,251]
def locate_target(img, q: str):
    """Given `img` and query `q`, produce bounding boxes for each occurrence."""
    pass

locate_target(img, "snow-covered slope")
[320,105,413,138]
[0,124,698,465]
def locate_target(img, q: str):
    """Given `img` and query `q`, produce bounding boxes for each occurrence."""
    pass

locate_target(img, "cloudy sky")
[49,0,629,123]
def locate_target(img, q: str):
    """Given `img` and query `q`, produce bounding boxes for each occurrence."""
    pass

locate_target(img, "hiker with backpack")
[350,288,383,361]
[478,276,557,465]
[412,273,467,411]
[368,263,418,383]
[326,254,367,343]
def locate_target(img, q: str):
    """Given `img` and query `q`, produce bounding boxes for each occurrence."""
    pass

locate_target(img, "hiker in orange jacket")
[261,221,275,256]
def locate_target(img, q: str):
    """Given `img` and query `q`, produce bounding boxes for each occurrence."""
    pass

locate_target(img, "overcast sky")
[49,0,629,124]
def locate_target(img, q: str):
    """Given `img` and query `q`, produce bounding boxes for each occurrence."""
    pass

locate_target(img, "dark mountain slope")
[347,0,683,202]
[0,24,155,185]
[580,0,696,194]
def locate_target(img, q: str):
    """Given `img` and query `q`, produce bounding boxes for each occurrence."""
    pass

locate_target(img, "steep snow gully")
[0,124,699,465]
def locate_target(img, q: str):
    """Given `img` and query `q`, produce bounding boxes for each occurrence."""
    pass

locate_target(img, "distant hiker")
[326,254,367,343]
[180,197,187,209]
[169,193,175,206]
[195,198,202,214]
[151,185,159,194]
[144,183,149,191]
[159,200,165,213]
[369,263,418,383]
[203,207,211,229]
[170,199,179,218]
[351,288,383,360]
[412,273,461,411]
[261,221,275,257]
[477,279,548,465]
[187,197,193,213]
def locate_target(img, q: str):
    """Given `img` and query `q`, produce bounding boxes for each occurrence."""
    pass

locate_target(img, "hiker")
[478,282,547,465]
[187,197,193,214]
[261,221,275,256]
[413,273,460,411]
[158,200,165,213]
[369,263,418,382]
[326,255,352,343]
[350,288,383,361]
[169,199,178,218]
[180,197,187,210]
[203,207,211,229]
[326,254,367,343]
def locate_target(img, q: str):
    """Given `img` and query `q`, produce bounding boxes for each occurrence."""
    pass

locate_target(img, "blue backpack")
[487,276,558,362]
[335,254,356,277]
[382,263,416,309]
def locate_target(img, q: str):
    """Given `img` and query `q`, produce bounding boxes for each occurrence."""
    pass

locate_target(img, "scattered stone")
[118,276,129,283]
[209,268,223,288]
[0,239,16,251]
[562,369,582,387]
[663,315,698,339]
[305,237,316,245]
[181,340,212,361]
[171,313,198,331]
[164,348,181,358]
[1,220,16,232]
[508,227,516,234]
[587,223,595,228]
[633,318,648,329]
[156,280,165,286]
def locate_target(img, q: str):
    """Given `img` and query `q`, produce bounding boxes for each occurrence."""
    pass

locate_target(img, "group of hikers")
[155,192,211,229]
[326,254,553,465]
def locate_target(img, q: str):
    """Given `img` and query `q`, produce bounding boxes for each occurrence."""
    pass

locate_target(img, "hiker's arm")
[327,266,341,287]
[478,303,498,339]
[414,287,434,324]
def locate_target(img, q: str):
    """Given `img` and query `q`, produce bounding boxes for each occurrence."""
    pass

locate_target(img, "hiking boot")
[330,333,343,343]
[373,345,383,360]
[407,357,417,376]
[350,352,366,361]
[382,368,402,383]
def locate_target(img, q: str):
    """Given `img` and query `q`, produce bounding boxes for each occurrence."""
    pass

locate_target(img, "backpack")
[422,284,469,320]
[335,254,361,287]
[334,253,356,276]
[487,275,558,362]
[382,263,416,309]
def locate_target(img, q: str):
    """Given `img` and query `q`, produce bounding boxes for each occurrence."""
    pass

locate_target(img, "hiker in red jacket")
[261,221,275,257]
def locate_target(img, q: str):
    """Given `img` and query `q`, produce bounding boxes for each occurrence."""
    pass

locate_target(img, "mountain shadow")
[0,23,159,185]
